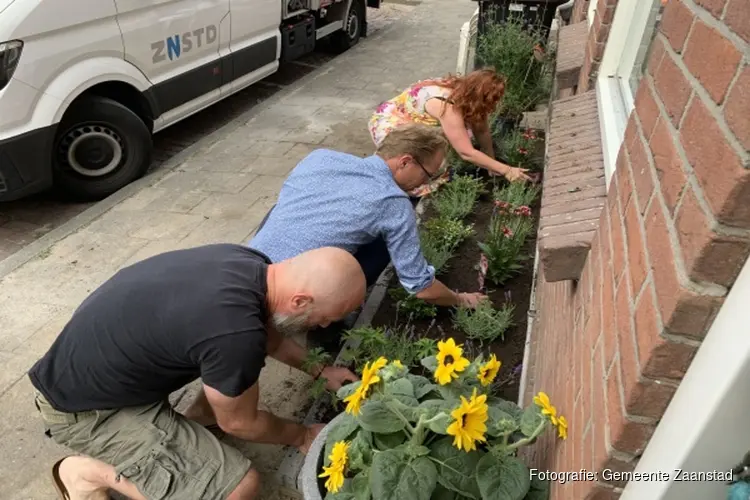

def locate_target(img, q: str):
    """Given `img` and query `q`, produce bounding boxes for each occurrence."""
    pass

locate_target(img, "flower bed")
[298,14,560,500]
[365,171,540,404]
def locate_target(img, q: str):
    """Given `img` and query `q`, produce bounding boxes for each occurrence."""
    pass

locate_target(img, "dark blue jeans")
[256,197,419,288]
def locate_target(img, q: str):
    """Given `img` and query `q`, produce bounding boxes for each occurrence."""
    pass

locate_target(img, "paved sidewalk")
[0,0,476,498]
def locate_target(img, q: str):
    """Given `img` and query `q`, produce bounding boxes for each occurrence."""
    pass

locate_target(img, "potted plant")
[299,339,565,500]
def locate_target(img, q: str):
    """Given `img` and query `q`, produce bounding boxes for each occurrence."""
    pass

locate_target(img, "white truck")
[0,0,379,202]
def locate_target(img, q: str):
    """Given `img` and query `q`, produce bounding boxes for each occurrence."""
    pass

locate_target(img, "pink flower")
[518,148,528,155]
[376,102,388,113]
[514,205,532,217]
[502,226,514,238]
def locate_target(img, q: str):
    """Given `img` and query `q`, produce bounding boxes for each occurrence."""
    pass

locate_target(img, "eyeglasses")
[412,157,441,181]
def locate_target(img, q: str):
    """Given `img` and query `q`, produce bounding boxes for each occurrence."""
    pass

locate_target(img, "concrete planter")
[298,413,347,499]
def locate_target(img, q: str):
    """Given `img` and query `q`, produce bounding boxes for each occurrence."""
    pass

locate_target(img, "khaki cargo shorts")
[34,391,253,500]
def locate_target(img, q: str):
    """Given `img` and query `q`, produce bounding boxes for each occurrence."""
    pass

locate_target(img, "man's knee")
[227,468,261,500]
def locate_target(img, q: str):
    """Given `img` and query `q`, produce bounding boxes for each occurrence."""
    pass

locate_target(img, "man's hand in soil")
[457,292,489,309]
[320,366,360,391]
[299,423,327,455]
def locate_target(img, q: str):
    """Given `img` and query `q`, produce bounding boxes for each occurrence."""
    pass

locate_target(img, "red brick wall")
[578,0,619,92]
[525,1,750,497]
[572,0,591,23]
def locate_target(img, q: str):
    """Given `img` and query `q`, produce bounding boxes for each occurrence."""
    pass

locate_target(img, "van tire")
[53,95,152,201]
[331,0,364,52]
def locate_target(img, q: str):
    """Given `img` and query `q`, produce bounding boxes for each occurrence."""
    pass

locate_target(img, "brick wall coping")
[539,91,607,282]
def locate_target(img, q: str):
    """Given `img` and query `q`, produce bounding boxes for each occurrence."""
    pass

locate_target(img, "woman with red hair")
[369,69,531,197]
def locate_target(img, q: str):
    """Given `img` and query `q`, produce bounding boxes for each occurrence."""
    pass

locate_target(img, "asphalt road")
[0,3,414,263]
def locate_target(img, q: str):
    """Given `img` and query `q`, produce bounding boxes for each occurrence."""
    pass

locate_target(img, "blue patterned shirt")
[248,149,436,293]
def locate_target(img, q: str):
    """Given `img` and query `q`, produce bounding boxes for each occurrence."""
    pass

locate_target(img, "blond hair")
[376,123,449,165]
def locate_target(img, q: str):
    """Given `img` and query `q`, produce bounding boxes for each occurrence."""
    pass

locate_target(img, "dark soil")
[370,174,541,404]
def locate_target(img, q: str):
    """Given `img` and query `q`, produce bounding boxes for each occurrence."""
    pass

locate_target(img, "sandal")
[51,457,71,500]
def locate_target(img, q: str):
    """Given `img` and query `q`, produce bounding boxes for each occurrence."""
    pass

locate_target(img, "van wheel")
[53,95,152,201]
[331,0,364,52]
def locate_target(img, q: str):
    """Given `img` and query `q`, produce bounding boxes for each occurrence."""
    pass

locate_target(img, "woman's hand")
[504,166,532,183]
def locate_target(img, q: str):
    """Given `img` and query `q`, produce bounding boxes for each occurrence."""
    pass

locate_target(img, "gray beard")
[271,310,311,336]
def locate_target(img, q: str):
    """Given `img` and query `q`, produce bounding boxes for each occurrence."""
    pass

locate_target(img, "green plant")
[341,325,438,371]
[419,216,475,273]
[493,180,540,211]
[422,217,475,249]
[453,301,515,343]
[303,348,334,400]
[389,287,437,320]
[421,236,455,274]
[319,344,562,499]
[477,15,554,120]
[446,147,477,175]
[431,175,486,221]
[495,127,544,171]
[478,213,534,286]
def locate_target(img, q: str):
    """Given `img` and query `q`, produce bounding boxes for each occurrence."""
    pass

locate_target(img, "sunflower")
[533,391,558,426]
[477,354,502,386]
[557,415,568,440]
[434,338,471,385]
[319,441,350,493]
[446,388,489,452]
[344,357,388,415]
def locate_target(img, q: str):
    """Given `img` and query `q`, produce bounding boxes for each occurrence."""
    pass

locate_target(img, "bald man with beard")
[28,244,366,500]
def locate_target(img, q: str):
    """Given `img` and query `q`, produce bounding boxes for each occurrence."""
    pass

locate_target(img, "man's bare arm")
[204,382,311,450]
[266,324,323,376]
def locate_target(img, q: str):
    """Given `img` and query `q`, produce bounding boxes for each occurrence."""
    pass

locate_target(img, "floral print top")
[368,80,473,197]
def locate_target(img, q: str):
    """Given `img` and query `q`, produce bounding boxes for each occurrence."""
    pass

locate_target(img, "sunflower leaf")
[406,374,437,400]
[324,414,360,465]
[429,437,483,499]
[487,397,523,421]
[358,400,406,434]
[487,406,520,437]
[437,383,464,402]
[337,381,362,400]
[431,484,465,500]
[475,453,530,500]
[428,413,453,435]
[352,470,372,500]
[348,430,373,471]
[385,378,418,406]
[519,404,545,437]
[370,450,437,500]
[525,474,550,500]
[421,356,439,373]
[373,431,407,451]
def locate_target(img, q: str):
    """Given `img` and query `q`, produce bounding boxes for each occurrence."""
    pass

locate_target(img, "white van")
[0,0,378,202]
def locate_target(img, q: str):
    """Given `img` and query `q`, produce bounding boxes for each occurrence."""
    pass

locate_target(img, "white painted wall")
[620,255,750,499]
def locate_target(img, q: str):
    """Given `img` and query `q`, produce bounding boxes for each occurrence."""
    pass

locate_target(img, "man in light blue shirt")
[248,124,486,309]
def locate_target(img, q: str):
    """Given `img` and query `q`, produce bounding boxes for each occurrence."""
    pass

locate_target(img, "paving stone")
[121,238,190,267]
[0,302,68,353]
[16,313,73,358]
[154,170,257,194]
[112,186,209,213]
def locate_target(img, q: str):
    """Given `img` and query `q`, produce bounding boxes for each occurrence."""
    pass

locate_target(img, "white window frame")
[595,0,662,188]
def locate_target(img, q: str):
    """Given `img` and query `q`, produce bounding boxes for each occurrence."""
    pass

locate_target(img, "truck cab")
[0,0,375,202]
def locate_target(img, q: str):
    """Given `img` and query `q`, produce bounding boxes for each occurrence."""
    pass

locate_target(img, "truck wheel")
[331,0,364,52]
[53,95,152,201]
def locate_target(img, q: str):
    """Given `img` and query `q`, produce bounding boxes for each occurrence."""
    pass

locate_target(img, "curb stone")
[0,21,396,281]
[273,197,429,491]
